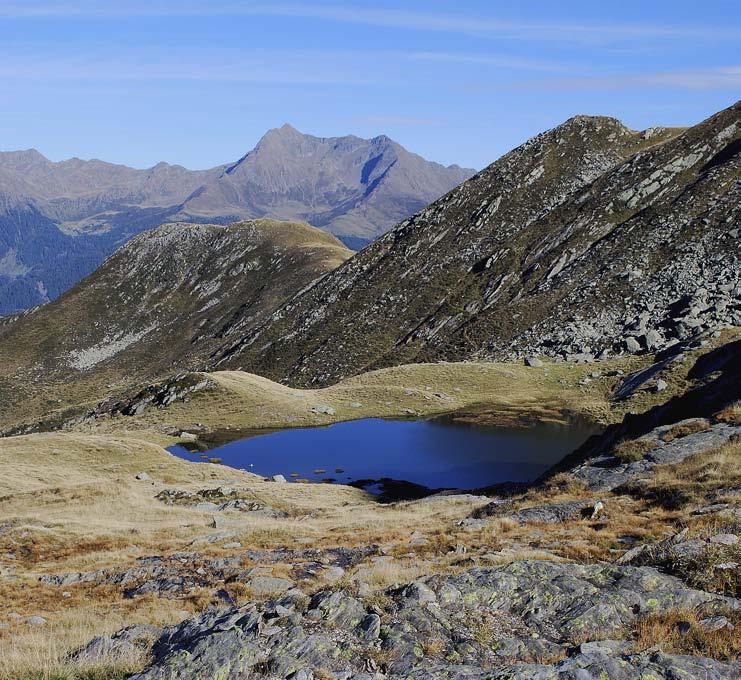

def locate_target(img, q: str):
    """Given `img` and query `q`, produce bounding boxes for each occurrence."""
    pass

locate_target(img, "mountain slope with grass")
[216,102,739,387]
[0,219,351,429]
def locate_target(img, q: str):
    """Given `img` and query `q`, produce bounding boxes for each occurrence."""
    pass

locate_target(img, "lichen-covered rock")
[127,561,739,679]
[472,499,597,524]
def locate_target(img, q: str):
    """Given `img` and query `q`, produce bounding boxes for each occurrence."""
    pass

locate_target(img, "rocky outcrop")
[116,561,738,679]
[472,498,601,524]
[154,486,288,517]
[541,339,741,487]
[69,624,160,665]
[216,102,740,386]
[39,546,378,594]
[570,421,738,492]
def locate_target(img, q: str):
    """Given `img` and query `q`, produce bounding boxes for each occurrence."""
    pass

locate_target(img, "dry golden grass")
[0,431,493,678]
[715,401,741,425]
[0,331,738,677]
[537,473,591,498]
[465,487,678,564]
[0,598,183,680]
[77,359,625,449]
[449,468,683,564]
[632,609,740,660]
[348,560,429,592]
[419,638,445,658]
[312,669,336,680]
[627,440,741,511]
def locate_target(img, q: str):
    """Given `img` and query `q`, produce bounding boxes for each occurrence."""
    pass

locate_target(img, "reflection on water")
[168,418,599,494]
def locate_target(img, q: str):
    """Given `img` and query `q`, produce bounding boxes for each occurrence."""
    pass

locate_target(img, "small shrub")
[420,637,445,657]
[183,587,215,611]
[470,618,495,648]
[541,473,589,496]
[667,543,741,596]
[613,438,655,462]
[313,668,335,680]
[220,581,254,604]
[715,402,741,426]
[660,419,710,443]
[649,483,695,510]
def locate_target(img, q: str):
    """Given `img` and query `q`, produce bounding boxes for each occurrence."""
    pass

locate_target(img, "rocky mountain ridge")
[214,103,739,386]
[0,219,351,423]
[0,128,472,314]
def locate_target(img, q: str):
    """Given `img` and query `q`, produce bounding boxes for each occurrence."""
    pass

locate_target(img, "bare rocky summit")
[0,128,472,314]
[216,103,739,386]
[176,124,473,242]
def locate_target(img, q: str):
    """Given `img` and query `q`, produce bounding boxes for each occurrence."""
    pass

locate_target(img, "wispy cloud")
[407,51,577,74]
[1,2,738,44]
[500,67,741,92]
[0,44,581,86]
[0,47,379,85]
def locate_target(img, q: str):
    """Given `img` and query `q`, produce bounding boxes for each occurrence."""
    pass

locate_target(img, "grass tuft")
[660,419,710,443]
[632,608,740,660]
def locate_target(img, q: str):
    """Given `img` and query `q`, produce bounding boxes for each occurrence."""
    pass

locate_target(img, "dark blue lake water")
[168,418,597,494]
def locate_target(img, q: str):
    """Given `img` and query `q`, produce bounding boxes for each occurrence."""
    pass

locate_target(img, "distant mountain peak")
[0,148,49,168]
[257,122,306,145]
[0,128,475,314]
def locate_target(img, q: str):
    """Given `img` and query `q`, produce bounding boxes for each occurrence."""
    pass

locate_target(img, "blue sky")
[1,1,739,170]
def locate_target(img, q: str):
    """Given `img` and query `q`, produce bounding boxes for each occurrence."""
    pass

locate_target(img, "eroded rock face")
[120,561,738,679]
[217,103,740,386]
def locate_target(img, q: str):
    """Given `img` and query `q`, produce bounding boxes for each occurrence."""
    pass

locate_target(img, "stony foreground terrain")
[0,336,738,679]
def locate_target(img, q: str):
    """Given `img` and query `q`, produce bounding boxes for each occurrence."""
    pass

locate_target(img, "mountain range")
[0,126,473,315]
[0,101,737,431]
